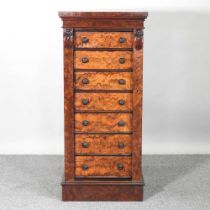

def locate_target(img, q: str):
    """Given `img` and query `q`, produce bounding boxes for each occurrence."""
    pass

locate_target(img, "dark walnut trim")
[132,29,144,181]
[63,20,143,29]
[59,12,148,29]
[59,12,148,20]
[62,180,144,201]
[63,28,74,180]
[74,28,134,32]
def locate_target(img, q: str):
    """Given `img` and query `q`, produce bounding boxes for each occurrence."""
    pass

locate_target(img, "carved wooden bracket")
[134,29,143,50]
[64,28,73,49]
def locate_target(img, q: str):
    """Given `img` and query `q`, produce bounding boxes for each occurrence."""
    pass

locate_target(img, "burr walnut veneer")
[59,12,148,201]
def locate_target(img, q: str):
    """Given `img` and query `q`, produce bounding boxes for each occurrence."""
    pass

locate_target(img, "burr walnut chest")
[59,12,148,201]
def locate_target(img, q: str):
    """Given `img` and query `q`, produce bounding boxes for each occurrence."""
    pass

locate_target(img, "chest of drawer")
[75,113,132,133]
[75,156,132,177]
[75,72,132,90]
[75,93,132,111]
[74,51,132,69]
[59,11,148,201]
[75,32,133,48]
[75,134,131,155]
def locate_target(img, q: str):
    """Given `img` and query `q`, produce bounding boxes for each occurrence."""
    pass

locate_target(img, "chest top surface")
[59,12,148,29]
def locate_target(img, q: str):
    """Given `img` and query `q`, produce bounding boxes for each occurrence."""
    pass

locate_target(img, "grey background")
[1,155,210,209]
[143,11,210,153]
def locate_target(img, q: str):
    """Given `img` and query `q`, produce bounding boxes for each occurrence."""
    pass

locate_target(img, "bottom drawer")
[75,156,131,178]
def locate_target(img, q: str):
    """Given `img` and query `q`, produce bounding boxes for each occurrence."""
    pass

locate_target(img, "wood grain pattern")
[63,28,74,181]
[75,134,131,155]
[75,156,131,177]
[74,51,132,69]
[62,20,144,29]
[75,113,132,132]
[132,29,143,181]
[75,93,132,111]
[75,72,132,90]
[75,32,133,48]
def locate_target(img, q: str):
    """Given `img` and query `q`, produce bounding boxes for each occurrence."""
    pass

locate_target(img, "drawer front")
[75,134,131,155]
[75,113,132,132]
[74,51,132,69]
[75,72,132,90]
[75,93,132,111]
[75,156,131,177]
[75,32,133,48]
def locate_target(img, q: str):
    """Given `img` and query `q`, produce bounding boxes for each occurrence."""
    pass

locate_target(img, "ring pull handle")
[82,120,89,126]
[119,37,126,43]
[82,142,89,148]
[119,58,125,64]
[118,79,126,85]
[82,164,89,170]
[82,78,89,85]
[81,57,89,63]
[118,142,125,149]
[118,121,125,127]
[117,163,124,170]
[82,37,89,43]
[82,99,89,105]
[118,99,125,106]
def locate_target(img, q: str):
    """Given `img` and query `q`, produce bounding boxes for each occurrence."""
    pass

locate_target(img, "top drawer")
[75,32,133,48]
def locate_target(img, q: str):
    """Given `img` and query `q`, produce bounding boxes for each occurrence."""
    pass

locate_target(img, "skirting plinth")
[62,179,144,201]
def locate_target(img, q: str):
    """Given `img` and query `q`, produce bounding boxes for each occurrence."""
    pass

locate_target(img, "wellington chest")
[58,12,148,201]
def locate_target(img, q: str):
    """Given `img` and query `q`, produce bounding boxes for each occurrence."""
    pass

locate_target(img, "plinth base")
[62,179,144,201]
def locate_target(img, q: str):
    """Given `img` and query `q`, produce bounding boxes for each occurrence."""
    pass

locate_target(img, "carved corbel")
[64,28,73,49]
[134,29,144,50]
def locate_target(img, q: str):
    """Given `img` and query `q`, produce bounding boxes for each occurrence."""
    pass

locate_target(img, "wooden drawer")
[74,51,132,69]
[75,72,132,90]
[75,134,131,155]
[75,113,132,133]
[75,156,131,177]
[75,32,133,48]
[75,93,132,111]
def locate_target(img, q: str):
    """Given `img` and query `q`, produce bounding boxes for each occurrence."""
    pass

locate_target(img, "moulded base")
[62,179,144,201]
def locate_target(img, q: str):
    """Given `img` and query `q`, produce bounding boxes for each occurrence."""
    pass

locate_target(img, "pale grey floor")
[0,155,209,210]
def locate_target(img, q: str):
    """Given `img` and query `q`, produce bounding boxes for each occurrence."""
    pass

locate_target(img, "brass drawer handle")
[119,57,125,64]
[118,142,125,149]
[82,164,89,170]
[81,57,89,63]
[118,99,125,105]
[118,79,126,85]
[117,163,124,170]
[82,120,89,126]
[82,142,89,148]
[119,37,126,43]
[82,37,89,43]
[82,99,89,105]
[82,78,89,84]
[118,121,125,127]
